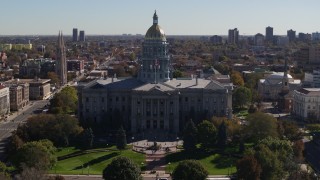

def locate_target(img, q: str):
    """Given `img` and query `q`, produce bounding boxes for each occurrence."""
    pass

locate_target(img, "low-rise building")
[67,59,84,73]
[8,81,29,111]
[5,78,51,100]
[292,88,320,122]
[258,72,301,100]
[0,86,10,116]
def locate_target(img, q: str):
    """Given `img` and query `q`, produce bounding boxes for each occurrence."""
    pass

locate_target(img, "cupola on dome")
[145,11,166,41]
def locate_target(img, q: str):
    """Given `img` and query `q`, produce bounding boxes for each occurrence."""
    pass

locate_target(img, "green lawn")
[166,150,237,175]
[50,146,145,175]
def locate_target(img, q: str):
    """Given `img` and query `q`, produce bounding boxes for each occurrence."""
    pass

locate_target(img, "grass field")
[50,146,145,175]
[51,146,239,175]
[166,150,237,175]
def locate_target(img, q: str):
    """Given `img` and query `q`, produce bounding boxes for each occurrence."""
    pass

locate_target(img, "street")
[0,99,49,161]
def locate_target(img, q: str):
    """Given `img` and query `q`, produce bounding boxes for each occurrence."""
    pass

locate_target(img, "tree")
[244,112,278,143]
[278,120,302,141]
[212,117,241,143]
[102,157,142,180]
[236,155,261,180]
[14,114,82,146]
[173,70,183,78]
[217,121,228,148]
[254,144,285,180]
[82,128,94,148]
[233,86,252,108]
[306,124,320,132]
[231,71,244,86]
[116,126,127,150]
[197,120,217,149]
[183,119,198,151]
[47,72,59,85]
[293,140,304,162]
[13,139,56,172]
[50,86,78,114]
[0,161,11,180]
[172,160,208,180]
[242,137,295,180]
[6,133,24,156]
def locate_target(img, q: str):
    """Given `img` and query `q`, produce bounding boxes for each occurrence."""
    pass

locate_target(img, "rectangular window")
[86,97,89,102]
[101,97,104,102]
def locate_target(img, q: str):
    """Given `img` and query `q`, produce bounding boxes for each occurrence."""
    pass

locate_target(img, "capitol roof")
[145,11,166,41]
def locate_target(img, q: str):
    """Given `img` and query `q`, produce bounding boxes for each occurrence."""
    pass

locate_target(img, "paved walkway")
[132,140,183,173]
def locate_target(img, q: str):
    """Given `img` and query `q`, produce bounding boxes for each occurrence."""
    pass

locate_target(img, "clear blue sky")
[1,0,320,36]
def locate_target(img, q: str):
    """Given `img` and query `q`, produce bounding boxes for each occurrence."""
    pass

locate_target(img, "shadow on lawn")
[73,152,119,170]
[211,154,235,168]
[166,149,212,163]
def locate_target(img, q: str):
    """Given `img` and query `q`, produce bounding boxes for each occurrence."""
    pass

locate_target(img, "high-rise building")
[79,30,85,42]
[254,33,264,46]
[210,35,223,44]
[312,32,320,41]
[55,31,67,85]
[298,33,311,42]
[265,26,273,42]
[72,28,78,42]
[228,28,239,44]
[287,29,296,42]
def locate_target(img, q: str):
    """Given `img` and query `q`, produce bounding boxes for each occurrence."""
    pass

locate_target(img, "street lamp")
[141,162,145,174]
[132,136,135,150]
[176,137,179,147]
[168,162,171,174]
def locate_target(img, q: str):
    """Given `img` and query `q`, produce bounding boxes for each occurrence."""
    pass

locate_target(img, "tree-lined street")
[0,99,49,161]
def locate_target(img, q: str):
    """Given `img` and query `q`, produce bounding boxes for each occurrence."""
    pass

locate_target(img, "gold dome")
[145,24,166,41]
[145,11,166,41]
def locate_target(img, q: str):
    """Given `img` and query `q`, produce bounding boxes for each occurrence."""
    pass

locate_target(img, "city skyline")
[2,0,320,35]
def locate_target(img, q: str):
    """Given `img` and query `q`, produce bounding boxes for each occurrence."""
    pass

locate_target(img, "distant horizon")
[0,34,294,37]
[1,0,320,36]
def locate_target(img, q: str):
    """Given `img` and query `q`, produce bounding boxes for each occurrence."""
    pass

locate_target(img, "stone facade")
[78,12,232,135]
[8,81,29,111]
[0,86,10,116]
[56,31,67,85]
[292,88,320,122]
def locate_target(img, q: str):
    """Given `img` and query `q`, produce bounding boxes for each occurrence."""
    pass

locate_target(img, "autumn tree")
[292,140,304,162]
[212,117,241,143]
[47,72,59,85]
[278,120,302,141]
[236,155,261,180]
[231,71,244,86]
